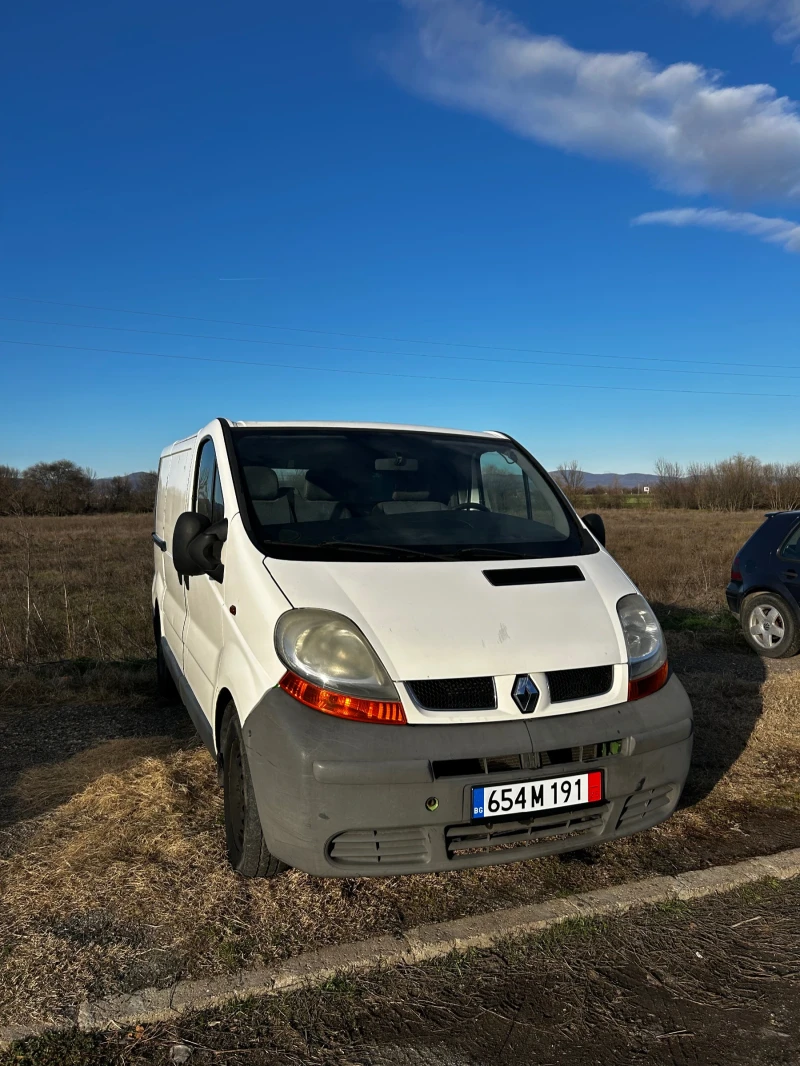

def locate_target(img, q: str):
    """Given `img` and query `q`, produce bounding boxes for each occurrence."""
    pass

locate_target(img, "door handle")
[783,569,798,580]
[152,532,167,552]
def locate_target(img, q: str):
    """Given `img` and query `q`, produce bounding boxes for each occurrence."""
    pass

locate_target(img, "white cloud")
[386,0,800,199]
[682,0,800,44]
[632,206,800,250]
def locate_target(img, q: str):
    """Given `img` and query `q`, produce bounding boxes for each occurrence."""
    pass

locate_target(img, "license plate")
[471,770,603,820]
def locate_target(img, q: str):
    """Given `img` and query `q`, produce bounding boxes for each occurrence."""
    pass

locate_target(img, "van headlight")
[274,609,406,724]
[616,594,669,701]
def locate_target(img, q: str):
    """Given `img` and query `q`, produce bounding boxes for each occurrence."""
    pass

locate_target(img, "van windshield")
[229,428,592,562]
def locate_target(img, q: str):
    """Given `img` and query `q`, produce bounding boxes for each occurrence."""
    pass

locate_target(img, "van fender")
[214,627,276,751]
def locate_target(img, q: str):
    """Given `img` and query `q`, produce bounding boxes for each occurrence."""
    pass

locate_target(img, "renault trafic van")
[152,419,692,878]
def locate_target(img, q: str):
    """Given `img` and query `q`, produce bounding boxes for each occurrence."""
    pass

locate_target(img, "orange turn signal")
[279,670,407,725]
[628,660,669,702]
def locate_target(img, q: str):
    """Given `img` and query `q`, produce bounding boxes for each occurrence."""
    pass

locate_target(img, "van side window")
[212,466,225,525]
[480,451,530,519]
[195,439,224,522]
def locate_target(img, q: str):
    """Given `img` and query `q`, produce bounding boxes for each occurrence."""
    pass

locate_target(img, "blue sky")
[2,0,800,476]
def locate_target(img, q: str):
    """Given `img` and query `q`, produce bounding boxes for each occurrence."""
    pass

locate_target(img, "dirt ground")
[4,876,799,1066]
[1,635,798,1033]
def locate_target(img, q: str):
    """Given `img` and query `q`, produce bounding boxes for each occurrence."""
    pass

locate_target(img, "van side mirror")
[173,512,228,582]
[582,512,606,547]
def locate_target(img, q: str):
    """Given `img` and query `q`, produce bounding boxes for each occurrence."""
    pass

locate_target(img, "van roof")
[226,420,507,438]
[160,420,508,459]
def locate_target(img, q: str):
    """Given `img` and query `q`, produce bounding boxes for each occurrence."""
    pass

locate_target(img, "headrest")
[245,466,279,500]
[301,468,337,501]
[392,489,431,501]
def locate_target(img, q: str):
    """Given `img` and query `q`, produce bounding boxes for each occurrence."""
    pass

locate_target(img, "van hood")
[264,553,636,681]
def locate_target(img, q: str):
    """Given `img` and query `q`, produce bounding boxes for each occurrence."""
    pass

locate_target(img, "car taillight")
[730,555,742,582]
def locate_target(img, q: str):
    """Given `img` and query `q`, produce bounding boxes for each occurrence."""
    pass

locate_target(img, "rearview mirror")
[173,512,228,581]
[582,512,606,547]
[374,456,419,471]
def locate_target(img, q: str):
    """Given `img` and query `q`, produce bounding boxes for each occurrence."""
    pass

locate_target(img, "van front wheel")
[220,702,287,878]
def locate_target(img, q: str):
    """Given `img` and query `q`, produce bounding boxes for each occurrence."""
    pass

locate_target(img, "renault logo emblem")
[512,675,540,714]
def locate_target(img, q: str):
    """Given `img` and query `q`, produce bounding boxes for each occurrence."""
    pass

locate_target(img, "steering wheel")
[453,501,490,512]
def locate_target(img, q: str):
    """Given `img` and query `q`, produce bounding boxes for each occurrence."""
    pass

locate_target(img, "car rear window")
[780,522,800,560]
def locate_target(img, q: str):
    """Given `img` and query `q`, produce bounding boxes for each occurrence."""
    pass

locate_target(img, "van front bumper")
[242,674,693,878]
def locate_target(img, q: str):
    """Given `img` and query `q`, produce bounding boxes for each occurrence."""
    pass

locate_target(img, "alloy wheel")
[748,604,786,649]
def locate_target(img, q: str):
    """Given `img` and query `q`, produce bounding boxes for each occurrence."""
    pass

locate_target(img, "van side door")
[183,436,226,721]
[161,446,193,663]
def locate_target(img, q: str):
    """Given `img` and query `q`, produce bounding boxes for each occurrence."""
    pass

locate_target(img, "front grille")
[432,741,625,779]
[539,742,621,766]
[446,805,608,858]
[433,754,526,779]
[547,665,614,703]
[616,784,676,830]
[328,827,430,867]
[407,676,496,711]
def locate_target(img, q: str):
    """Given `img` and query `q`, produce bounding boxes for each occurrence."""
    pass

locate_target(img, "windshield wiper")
[262,539,528,562]
[292,541,450,561]
[448,547,528,559]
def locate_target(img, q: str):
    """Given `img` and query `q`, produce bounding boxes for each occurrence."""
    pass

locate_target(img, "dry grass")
[0,514,153,665]
[0,508,761,674]
[1,646,798,1028]
[0,660,158,709]
[598,509,763,620]
[0,509,796,1029]
[11,737,185,820]
[692,670,800,807]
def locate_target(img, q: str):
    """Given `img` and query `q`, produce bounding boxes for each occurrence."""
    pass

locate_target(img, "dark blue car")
[726,510,800,658]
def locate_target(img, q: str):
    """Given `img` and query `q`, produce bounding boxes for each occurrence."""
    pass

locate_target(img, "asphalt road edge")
[3,847,799,1047]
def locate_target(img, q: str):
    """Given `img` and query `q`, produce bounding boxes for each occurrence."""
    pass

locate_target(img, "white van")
[152,419,692,878]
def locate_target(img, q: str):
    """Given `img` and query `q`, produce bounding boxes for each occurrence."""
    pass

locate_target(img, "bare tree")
[655,458,684,508]
[764,462,800,512]
[555,460,585,498]
[0,465,21,515]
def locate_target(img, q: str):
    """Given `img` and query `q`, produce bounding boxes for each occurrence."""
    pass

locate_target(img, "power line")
[0,293,780,373]
[0,313,793,383]
[1,337,795,401]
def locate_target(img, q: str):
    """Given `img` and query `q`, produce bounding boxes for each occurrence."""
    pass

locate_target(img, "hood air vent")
[483,565,584,587]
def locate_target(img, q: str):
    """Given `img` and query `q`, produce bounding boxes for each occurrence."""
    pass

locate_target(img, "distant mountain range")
[94,471,152,490]
[549,471,660,489]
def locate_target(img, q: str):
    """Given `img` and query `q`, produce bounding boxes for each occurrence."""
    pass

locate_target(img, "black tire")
[154,615,178,699]
[220,702,287,878]
[740,592,800,659]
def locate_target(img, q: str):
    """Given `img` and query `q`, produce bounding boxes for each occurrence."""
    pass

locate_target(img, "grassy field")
[0,508,760,707]
[2,507,798,1033]
[0,507,762,668]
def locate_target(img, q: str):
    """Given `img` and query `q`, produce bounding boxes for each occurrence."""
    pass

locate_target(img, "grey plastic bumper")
[242,674,693,877]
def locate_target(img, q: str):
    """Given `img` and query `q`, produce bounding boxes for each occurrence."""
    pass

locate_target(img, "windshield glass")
[230,428,590,561]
